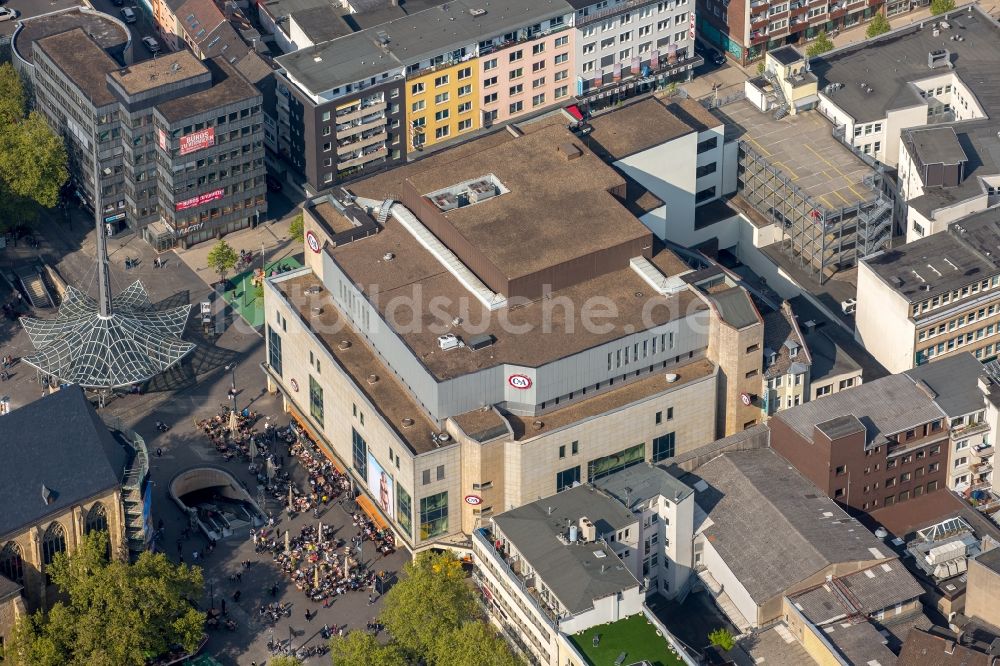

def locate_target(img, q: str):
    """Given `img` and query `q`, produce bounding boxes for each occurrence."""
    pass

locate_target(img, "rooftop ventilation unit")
[467,179,497,203]
[469,7,486,16]
[430,192,459,211]
[467,333,495,350]
[928,49,952,69]
[437,333,463,350]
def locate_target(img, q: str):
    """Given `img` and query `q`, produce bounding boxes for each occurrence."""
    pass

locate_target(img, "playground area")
[221,254,302,328]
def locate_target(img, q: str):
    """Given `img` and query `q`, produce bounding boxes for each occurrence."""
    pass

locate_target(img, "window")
[422,469,431,485]
[509,49,523,62]
[458,66,472,80]
[588,443,645,481]
[510,67,524,79]
[435,126,450,140]
[834,488,845,498]
[484,58,497,70]
[411,100,426,112]
[695,186,717,203]
[85,503,108,535]
[435,109,450,122]
[532,61,545,73]
[572,440,579,455]
[555,35,568,47]
[652,433,675,462]
[484,76,498,88]
[697,137,718,153]
[555,86,568,99]
[458,102,472,114]
[352,428,367,478]
[696,162,717,178]
[458,119,472,132]
[436,465,445,481]
[556,466,581,492]
[532,42,545,55]
[42,522,66,567]
[559,444,566,459]
[434,75,449,87]
[509,84,523,96]
[267,325,283,376]
[0,542,24,585]
[458,84,472,96]
[419,491,449,539]
[532,93,546,107]
[434,92,450,104]
[483,93,498,105]
[835,465,847,475]
[396,485,412,537]
[532,77,546,89]
[509,101,523,114]
[309,375,324,426]
[411,82,425,94]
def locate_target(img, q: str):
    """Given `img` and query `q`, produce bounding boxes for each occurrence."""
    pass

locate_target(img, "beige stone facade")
[965,549,1000,628]
[0,489,125,646]
[706,299,764,436]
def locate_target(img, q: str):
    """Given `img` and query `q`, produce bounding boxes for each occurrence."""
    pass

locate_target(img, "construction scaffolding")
[737,139,893,283]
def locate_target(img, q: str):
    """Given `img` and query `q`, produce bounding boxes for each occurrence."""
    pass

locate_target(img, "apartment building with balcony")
[261,120,773,555]
[699,0,898,66]
[274,0,573,194]
[769,370,953,514]
[571,0,702,110]
[856,209,1000,373]
[472,466,696,666]
[29,29,265,248]
[906,353,994,496]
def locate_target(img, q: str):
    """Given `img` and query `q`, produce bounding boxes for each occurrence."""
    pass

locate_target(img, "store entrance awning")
[356,494,390,530]
[566,104,584,121]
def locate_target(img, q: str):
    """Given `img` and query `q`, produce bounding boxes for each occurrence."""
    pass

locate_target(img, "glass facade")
[419,491,448,540]
[309,375,324,426]
[652,433,675,462]
[267,325,282,376]
[587,442,646,481]
[352,428,367,479]
[556,465,581,492]
[397,484,413,538]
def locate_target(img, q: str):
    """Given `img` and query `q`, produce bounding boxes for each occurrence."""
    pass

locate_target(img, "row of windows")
[910,276,1000,317]
[922,323,999,359]
[0,506,108,585]
[919,304,999,340]
[860,481,938,510]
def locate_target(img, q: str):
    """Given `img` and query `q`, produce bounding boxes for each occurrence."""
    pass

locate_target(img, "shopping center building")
[262,118,764,552]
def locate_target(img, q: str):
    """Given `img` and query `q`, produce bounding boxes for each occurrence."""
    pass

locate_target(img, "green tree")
[267,656,304,666]
[866,12,891,38]
[806,31,834,57]
[380,552,478,659]
[329,631,406,666]
[930,0,954,14]
[708,627,736,651]
[289,212,304,243]
[206,239,239,284]
[432,621,523,666]
[6,532,205,666]
[0,64,68,232]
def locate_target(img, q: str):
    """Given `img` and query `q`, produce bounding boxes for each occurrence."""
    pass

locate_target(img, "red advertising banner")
[175,187,225,211]
[157,128,168,151]
[179,127,215,156]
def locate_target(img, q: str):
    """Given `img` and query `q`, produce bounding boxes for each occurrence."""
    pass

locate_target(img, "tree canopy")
[5,532,205,666]
[0,63,68,232]
[930,0,955,14]
[866,13,891,38]
[806,31,834,57]
[289,213,304,243]
[206,239,239,282]
[329,552,521,666]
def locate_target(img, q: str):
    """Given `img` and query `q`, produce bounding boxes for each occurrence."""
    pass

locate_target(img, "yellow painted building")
[406,59,479,152]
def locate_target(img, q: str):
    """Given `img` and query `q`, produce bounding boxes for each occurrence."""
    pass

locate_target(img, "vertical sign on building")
[157,128,168,151]
[689,13,696,40]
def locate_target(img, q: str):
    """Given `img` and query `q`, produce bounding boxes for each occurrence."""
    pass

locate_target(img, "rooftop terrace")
[570,613,685,666]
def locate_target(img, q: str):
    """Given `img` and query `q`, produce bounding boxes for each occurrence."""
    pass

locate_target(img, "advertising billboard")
[179,127,215,155]
[366,452,394,519]
[175,187,224,211]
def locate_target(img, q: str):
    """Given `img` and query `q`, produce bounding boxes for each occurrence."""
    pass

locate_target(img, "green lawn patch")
[221,254,303,327]
[570,613,685,666]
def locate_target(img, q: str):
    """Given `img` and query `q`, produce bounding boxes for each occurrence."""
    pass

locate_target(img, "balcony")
[972,444,994,459]
[952,421,990,438]
[334,101,387,125]
[972,461,993,475]
[337,145,388,171]
[578,0,661,27]
[472,528,559,630]
[337,129,386,156]
[336,113,386,139]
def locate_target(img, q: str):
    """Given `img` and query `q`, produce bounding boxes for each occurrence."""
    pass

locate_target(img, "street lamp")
[225,362,237,412]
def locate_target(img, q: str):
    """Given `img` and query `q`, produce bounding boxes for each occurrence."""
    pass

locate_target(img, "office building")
[856,209,1000,372]
[261,119,770,554]
[26,28,266,248]
[966,547,1000,630]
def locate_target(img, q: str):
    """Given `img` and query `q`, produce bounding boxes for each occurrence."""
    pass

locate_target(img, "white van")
[121,7,136,23]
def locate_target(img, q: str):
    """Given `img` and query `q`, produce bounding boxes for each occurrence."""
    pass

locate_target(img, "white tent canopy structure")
[19,150,194,389]
[20,282,194,388]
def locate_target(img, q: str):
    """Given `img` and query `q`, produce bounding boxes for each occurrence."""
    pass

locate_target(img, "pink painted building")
[479,26,575,127]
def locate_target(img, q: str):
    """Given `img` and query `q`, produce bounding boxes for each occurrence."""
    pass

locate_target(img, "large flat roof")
[690,449,890,604]
[715,100,876,212]
[279,0,570,93]
[110,50,207,96]
[904,352,986,418]
[594,461,694,508]
[862,207,1000,304]
[272,271,444,455]
[35,28,119,106]
[156,57,260,122]
[774,373,945,445]
[492,484,639,615]
[812,8,1000,124]
[586,97,699,160]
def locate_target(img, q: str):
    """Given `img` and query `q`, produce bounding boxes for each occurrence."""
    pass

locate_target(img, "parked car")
[142,36,161,53]
[266,174,284,192]
[0,7,18,21]
[120,7,136,23]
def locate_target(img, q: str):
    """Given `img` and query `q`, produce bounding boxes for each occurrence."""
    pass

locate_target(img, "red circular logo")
[740,392,752,406]
[508,374,532,390]
[465,495,483,506]
[305,230,321,254]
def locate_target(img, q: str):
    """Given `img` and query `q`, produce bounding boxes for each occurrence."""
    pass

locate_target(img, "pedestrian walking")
[368,593,374,606]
